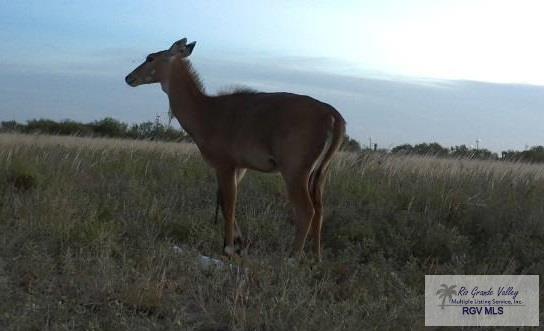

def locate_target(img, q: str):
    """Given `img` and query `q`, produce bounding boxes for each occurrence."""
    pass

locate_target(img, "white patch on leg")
[224,245,236,256]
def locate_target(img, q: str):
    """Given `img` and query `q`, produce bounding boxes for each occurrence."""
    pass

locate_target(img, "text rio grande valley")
[453,286,523,316]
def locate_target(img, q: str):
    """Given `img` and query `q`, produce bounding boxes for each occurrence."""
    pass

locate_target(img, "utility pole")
[369,136,372,151]
[475,138,480,150]
[154,113,161,138]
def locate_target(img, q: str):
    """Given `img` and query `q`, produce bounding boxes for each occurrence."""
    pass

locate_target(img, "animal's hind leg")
[283,171,315,258]
[309,170,326,261]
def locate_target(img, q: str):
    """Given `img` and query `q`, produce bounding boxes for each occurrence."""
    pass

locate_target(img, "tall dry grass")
[0,133,543,330]
[0,132,197,154]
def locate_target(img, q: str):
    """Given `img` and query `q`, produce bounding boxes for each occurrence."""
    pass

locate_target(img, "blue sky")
[1,0,543,151]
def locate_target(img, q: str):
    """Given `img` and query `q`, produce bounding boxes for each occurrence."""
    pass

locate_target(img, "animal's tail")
[323,109,346,172]
[309,109,346,196]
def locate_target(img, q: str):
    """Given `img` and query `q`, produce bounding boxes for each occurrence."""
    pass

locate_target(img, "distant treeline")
[0,118,190,142]
[1,118,543,163]
[390,142,544,163]
[391,143,497,159]
[343,139,544,164]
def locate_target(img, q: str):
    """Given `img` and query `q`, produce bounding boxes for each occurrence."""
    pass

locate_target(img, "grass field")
[1,133,543,330]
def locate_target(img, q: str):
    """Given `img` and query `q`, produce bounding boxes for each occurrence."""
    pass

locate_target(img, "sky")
[0,0,543,151]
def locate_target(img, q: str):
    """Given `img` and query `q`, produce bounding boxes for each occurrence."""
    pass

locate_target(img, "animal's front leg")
[216,167,238,257]
[216,188,245,255]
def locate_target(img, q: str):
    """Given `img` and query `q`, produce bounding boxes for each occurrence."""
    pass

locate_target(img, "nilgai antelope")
[125,38,345,261]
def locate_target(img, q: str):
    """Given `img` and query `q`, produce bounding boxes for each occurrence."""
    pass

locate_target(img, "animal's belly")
[239,153,278,173]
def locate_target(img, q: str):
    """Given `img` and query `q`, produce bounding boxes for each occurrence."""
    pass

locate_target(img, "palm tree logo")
[436,284,457,309]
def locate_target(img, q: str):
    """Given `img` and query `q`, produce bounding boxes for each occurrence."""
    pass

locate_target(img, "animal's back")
[209,92,344,171]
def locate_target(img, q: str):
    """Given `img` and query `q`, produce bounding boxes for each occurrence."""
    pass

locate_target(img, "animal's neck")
[165,59,209,141]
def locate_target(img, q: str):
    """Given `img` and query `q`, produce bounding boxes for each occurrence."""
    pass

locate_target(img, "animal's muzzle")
[125,75,137,86]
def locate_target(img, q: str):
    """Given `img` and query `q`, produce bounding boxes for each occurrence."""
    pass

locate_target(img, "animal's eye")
[146,55,154,62]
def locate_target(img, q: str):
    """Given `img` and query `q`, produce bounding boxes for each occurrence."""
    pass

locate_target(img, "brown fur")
[125,39,346,260]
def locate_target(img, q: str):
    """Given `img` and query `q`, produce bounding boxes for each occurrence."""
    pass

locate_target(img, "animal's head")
[125,38,196,87]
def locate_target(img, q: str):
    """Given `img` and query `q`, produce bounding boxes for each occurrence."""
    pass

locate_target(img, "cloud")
[1,54,543,152]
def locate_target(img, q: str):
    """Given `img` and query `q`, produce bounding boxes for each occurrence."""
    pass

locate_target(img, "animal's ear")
[185,41,196,56]
[168,38,188,54]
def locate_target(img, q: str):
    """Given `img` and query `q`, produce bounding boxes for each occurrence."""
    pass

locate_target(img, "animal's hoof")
[224,245,236,257]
